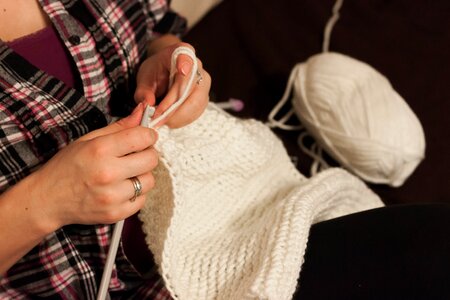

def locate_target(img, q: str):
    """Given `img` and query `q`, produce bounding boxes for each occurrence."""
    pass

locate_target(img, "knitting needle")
[97,105,155,300]
[215,98,244,112]
[97,46,198,300]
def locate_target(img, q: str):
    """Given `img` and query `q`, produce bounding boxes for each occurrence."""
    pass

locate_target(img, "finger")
[134,43,196,106]
[151,69,200,126]
[158,69,211,128]
[115,147,159,179]
[95,171,155,222]
[116,188,149,221]
[90,126,158,158]
[119,172,155,204]
[173,42,196,73]
[154,55,199,116]
[79,103,144,142]
[134,62,161,105]
[134,86,157,107]
[174,56,204,90]
[165,91,210,128]
[112,126,158,157]
[177,53,195,77]
[154,74,188,119]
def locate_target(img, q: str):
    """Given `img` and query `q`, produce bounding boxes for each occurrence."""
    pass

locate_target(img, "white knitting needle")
[97,46,199,300]
[96,105,155,300]
[215,98,244,112]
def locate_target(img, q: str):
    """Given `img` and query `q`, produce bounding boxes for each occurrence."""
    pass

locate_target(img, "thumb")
[79,103,144,141]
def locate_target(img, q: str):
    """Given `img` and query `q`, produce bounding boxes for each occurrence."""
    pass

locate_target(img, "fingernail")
[136,95,145,103]
[150,128,159,141]
[132,102,143,114]
[180,62,192,76]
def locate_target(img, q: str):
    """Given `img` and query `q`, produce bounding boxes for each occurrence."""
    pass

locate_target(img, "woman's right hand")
[30,103,158,230]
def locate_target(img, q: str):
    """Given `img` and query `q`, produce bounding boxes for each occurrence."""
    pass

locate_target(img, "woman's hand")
[30,103,158,229]
[134,42,211,128]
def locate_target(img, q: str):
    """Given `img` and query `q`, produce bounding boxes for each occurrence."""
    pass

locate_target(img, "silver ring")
[196,70,203,85]
[129,176,142,202]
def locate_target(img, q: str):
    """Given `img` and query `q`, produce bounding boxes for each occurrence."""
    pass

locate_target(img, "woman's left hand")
[134,42,211,128]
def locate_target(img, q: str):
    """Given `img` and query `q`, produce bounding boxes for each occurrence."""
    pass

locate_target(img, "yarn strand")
[266,64,304,131]
[297,132,330,175]
[322,0,344,53]
[267,0,345,176]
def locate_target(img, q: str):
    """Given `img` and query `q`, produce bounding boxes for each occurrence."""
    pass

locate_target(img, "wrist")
[9,171,62,236]
[0,171,61,273]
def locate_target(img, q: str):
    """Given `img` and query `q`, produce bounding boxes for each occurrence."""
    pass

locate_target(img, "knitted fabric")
[139,104,383,299]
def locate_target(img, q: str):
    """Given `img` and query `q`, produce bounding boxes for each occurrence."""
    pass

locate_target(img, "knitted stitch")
[139,104,383,299]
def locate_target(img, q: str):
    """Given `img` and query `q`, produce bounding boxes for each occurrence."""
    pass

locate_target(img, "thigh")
[294,204,450,300]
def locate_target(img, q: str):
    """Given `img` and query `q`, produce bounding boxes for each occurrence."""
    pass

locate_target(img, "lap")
[294,203,450,299]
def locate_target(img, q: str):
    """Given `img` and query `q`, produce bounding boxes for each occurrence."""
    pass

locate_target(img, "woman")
[0,0,210,298]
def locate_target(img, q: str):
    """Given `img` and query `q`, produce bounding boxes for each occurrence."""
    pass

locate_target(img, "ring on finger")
[129,176,142,202]
[196,70,203,85]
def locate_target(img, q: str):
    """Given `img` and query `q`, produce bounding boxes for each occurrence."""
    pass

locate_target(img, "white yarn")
[271,52,426,187]
[149,46,198,128]
[139,104,383,300]
[322,0,344,52]
[267,0,425,187]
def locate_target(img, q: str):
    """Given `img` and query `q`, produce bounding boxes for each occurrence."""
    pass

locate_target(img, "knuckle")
[113,119,128,130]
[102,210,121,224]
[144,128,157,145]
[95,191,115,205]
[135,197,146,210]
[191,94,209,113]
[93,168,116,185]
[88,139,108,158]
[149,128,158,142]
[196,58,203,69]
[145,174,156,191]
[202,70,211,84]
[148,148,159,168]
[136,127,157,147]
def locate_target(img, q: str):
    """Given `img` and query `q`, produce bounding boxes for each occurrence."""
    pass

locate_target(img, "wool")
[139,104,383,299]
[269,52,426,186]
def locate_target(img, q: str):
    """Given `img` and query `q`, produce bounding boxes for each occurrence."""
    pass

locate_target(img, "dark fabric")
[122,214,155,276]
[294,203,450,300]
[184,0,450,205]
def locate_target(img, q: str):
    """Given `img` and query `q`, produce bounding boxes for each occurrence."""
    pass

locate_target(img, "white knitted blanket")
[139,104,383,299]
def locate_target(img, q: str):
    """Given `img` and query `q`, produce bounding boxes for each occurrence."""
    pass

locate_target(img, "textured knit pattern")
[0,0,185,298]
[139,104,384,300]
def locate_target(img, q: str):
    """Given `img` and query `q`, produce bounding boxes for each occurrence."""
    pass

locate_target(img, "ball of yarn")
[291,52,425,187]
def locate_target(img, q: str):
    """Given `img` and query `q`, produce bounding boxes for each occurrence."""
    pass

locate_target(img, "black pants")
[294,204,450,300]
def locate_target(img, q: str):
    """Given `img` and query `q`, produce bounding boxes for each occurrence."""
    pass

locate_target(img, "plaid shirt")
[0,0,185,298]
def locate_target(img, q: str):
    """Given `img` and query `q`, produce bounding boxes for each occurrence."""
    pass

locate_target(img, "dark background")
[184,0,450,205]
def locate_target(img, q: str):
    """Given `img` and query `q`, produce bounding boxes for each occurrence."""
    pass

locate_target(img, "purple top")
[7,26,152,275]
[7,26,80,89]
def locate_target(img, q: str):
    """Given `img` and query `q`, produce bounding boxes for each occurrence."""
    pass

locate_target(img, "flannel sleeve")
[139,0,187,40]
